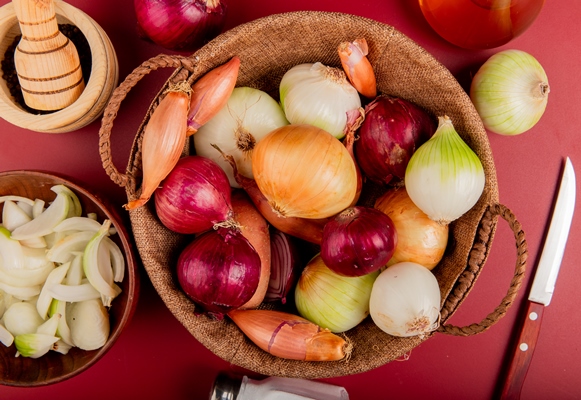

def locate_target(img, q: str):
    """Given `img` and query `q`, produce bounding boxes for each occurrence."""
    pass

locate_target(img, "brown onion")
[321,206,397,277]
[177,227,260,319]
[355,95,436,185]
[252,124,358,219]
[231,190,271,310]
[374,187,448,270]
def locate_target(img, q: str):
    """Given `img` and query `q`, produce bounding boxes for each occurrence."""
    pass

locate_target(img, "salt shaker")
[210,374,349,400]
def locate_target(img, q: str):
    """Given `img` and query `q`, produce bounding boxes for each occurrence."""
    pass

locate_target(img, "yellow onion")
[251,124,358,219]
[374,187,448,270]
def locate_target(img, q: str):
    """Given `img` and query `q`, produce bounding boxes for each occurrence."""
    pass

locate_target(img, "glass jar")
[418,0,545,49]
[210,374,349,400]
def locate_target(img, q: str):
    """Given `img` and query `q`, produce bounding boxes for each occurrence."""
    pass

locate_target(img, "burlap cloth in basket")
[98,12,528,379]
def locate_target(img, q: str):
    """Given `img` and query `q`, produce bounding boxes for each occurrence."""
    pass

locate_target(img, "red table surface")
[1,1,580,399]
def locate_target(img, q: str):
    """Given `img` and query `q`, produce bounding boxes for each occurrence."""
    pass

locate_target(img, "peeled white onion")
[470,49,549,136]
[369,262,440,337]
[279,62,362,139]
[193,87,289,188]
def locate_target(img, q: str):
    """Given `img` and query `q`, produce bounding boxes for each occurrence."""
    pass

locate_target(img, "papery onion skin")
[134,0,227,52]
[231,190,271,310]
[355,95,436,185]
[252,124,358,219]
[177,228,261,319]
[228,309,350,361]
[470,49,549,136]
[375,187,448,270]
[155,156,233,234]
[405,115,485,224]
[218,148,328,244]
[369,261,441,338]
[280,63,362,139]
[321,206,397,277]
[295,255,378,333]
[194,87,289,188]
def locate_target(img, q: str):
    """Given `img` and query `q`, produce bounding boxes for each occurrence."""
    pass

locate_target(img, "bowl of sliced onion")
[0,170,139,386]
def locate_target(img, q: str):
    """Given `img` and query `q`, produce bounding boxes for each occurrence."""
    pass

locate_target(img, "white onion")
[193,87,289,188]
[295,255,378,333]
[470,49,549,136]
[279,62,362,139]
[405,115,485,224]
[369,262,441,337]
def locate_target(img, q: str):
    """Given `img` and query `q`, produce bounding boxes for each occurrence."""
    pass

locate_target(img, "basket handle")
[438,203,528,337]
[98,54,198,189]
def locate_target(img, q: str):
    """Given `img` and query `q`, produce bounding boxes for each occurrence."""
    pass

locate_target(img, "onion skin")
[355,95,436,185]
[338,38,377,99]
[264,228,302,304]
[228,309,350,361]
[154,156,233,234]
[252,124,358,219]
[321,206,397,277]
[374,187,448,270]
[124,82,191,210]
[295,255,378,333]
[187,57,240,135]
[218,148,327,244]
[470,49,549,136]
[177,228,260,319]
[231,190,271,310]
[134,0,227,52]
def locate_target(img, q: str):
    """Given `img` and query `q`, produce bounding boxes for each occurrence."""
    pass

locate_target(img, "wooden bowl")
[0,170,139,386]
[0,0,118,133]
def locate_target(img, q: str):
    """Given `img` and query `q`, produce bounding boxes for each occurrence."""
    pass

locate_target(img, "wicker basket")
[98,12,527,379]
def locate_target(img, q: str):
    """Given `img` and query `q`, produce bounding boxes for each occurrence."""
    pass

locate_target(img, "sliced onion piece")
[0,323,14,347]
[0,261,55,287]
[82,220,121,303]
[0,281,40,300]
[37,262,70,319]
[10,192,70,241]
[0,227,24,270]
[48,299,73,346]
[53,216,103,233]
[46,231,94,263]
[51,185,83,218]
[14,333,59,358]
[2,200,32,231]
[104,237,124,283]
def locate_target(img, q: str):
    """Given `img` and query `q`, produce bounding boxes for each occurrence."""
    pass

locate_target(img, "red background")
[1,1,580,399]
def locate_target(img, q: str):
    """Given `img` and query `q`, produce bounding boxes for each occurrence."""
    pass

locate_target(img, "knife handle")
[498,301,545,400]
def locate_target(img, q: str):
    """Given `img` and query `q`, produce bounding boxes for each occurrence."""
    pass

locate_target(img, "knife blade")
[498,157,576,400]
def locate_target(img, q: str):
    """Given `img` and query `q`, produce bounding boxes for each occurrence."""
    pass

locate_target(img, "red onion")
[134,0,227,52]
[264,229,303,304]
[354,95,436,185]
[154,156,232,234]
[177,227,261,319]
[321,206,397,277]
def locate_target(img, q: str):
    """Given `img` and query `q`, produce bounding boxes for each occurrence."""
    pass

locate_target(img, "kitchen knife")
[499,157,576,400]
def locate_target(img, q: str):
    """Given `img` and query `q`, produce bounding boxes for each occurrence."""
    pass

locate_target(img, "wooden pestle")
[12,0,85,111]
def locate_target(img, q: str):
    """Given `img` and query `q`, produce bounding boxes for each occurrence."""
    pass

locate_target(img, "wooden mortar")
[12,0,85,111]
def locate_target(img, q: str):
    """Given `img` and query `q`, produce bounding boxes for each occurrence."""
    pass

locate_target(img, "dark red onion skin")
[155,156,232,234]
[177,227,261,319]
[354,95,436,185]
[321,206,397,277]
[134,0,227,52]
[264,228,302,304]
